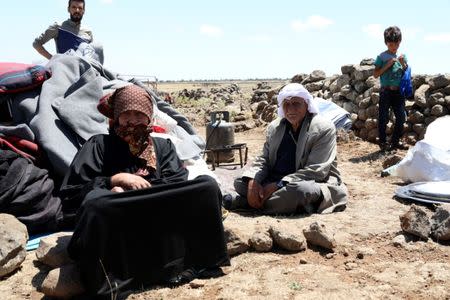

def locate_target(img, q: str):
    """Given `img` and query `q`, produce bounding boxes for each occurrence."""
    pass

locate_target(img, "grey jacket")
[33,19,93,52]
[242,113,348,213]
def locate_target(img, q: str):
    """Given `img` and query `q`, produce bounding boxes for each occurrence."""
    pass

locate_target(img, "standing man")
[33,0,93,60]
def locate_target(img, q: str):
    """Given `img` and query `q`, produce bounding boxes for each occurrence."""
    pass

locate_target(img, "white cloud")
[291,15,333,32]
[362,24,383,39]
[424,33,450,42]
[100,0,113,3]
[200,24,223,37]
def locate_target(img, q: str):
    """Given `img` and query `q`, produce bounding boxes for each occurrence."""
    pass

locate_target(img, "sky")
[2,0,450,80]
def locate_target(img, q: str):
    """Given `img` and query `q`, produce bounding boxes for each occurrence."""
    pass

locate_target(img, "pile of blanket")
[0,54,207,234]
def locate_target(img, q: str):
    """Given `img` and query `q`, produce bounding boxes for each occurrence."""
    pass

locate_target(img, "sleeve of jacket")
[33,23,59,50]
[151,137,189,185]
[241,122,277,183]
[282,121,336,183]
[59,135,111,216]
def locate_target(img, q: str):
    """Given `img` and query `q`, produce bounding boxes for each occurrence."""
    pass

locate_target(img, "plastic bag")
[392,116,450,182]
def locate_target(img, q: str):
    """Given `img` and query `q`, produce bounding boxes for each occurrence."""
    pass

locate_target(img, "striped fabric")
[0,62,51,94]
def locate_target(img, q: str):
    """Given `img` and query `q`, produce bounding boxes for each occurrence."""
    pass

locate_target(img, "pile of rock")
[178,88,207,100]
[178,84,241,103]
[399,204,450,242]
[249,60,450,145]
[225,221,336,256]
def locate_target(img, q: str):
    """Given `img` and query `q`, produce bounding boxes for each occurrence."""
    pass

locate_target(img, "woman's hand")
[111,173,151,190]
[111,186,125,193]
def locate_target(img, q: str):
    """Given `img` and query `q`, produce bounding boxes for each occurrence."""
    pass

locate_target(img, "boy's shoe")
[391,142,409,150]
[379,142,390,152]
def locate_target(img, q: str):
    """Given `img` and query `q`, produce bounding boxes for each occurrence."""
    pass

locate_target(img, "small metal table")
[206,143,248,170]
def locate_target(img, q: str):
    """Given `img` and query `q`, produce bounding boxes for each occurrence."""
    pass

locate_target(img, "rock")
[299,258,308,264]
[341,64,354,75]
[325,253,335,259]
[40,264,85,298]
[224,227,249,256]
[304,81,323,92]
[431,104,447,117]
[0,214,28,278]
[431,204,450,241]
[382,154,403,169]
[358,97,371,109]
[342,249,350,257]
[412,75,427,89]
[365,76,378,88]
[360,58,375,66]
[249,231,273,252]
[190,279,206,288]
[352,65,375,81]
[35,232,73,268]
[412,123,425,136]
[291,73,308,84]
[400,205,431,240]
[408,110,425,124]
[345,262,358,270]
[428,74,450,90]
[269,226,306,252]
[302,222,336,250]
[302,70,326,84]
[392,234,408,247]
[414,84,430,108]
[260,105,277,123]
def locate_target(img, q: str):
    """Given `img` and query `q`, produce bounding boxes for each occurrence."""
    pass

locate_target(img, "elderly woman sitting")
[59,85,229,297]
[227,83,348,214]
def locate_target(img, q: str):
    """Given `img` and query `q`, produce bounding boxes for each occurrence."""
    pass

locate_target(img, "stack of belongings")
[1,54,211,235]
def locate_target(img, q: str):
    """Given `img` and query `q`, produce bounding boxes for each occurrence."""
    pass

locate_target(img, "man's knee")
[233,177,248,197]
[287,181,321,201]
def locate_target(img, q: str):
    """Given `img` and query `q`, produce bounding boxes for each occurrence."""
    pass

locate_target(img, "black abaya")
[59,134,229,296]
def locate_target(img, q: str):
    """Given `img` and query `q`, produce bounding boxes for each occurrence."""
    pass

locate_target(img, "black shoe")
[223,193,247,210]
[167,267,225,287]
[379,142,389,152]
[167,268,199,286]
[197,266,225,279]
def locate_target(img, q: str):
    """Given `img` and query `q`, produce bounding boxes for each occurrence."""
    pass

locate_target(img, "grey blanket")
[2,55,203,178]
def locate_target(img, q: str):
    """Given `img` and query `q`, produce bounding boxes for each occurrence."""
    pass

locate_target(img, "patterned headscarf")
[98,85,157,173]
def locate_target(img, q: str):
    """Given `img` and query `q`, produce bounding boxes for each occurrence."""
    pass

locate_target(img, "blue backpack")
[399,66,413,98]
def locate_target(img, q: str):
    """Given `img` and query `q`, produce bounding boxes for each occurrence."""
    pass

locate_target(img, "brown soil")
[1,83,449,300]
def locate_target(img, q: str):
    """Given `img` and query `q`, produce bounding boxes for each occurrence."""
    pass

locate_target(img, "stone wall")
[252,59,450,145]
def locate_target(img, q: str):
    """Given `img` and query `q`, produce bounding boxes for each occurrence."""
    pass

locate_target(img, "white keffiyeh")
[277,83,319,117]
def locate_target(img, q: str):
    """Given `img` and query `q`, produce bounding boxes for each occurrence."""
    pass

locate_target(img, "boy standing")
[374,26,409,151]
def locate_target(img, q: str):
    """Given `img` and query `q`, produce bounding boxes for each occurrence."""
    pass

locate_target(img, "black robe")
[59,133,229,296]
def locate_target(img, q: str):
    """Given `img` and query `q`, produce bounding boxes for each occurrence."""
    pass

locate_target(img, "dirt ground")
[1,82,449,300]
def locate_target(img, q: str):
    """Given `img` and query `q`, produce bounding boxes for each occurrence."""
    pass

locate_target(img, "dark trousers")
[378,89,406,144]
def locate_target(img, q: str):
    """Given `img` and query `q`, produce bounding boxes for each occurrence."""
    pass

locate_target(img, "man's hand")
[111,173,151,190]
[247,179,264,209]
[261,182,278,202]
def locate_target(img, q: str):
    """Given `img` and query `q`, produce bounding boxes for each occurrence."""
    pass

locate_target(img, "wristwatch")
[276,180,285,189]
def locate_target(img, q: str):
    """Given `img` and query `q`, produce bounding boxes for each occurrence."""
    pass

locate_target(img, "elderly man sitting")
[226,83,348,214]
